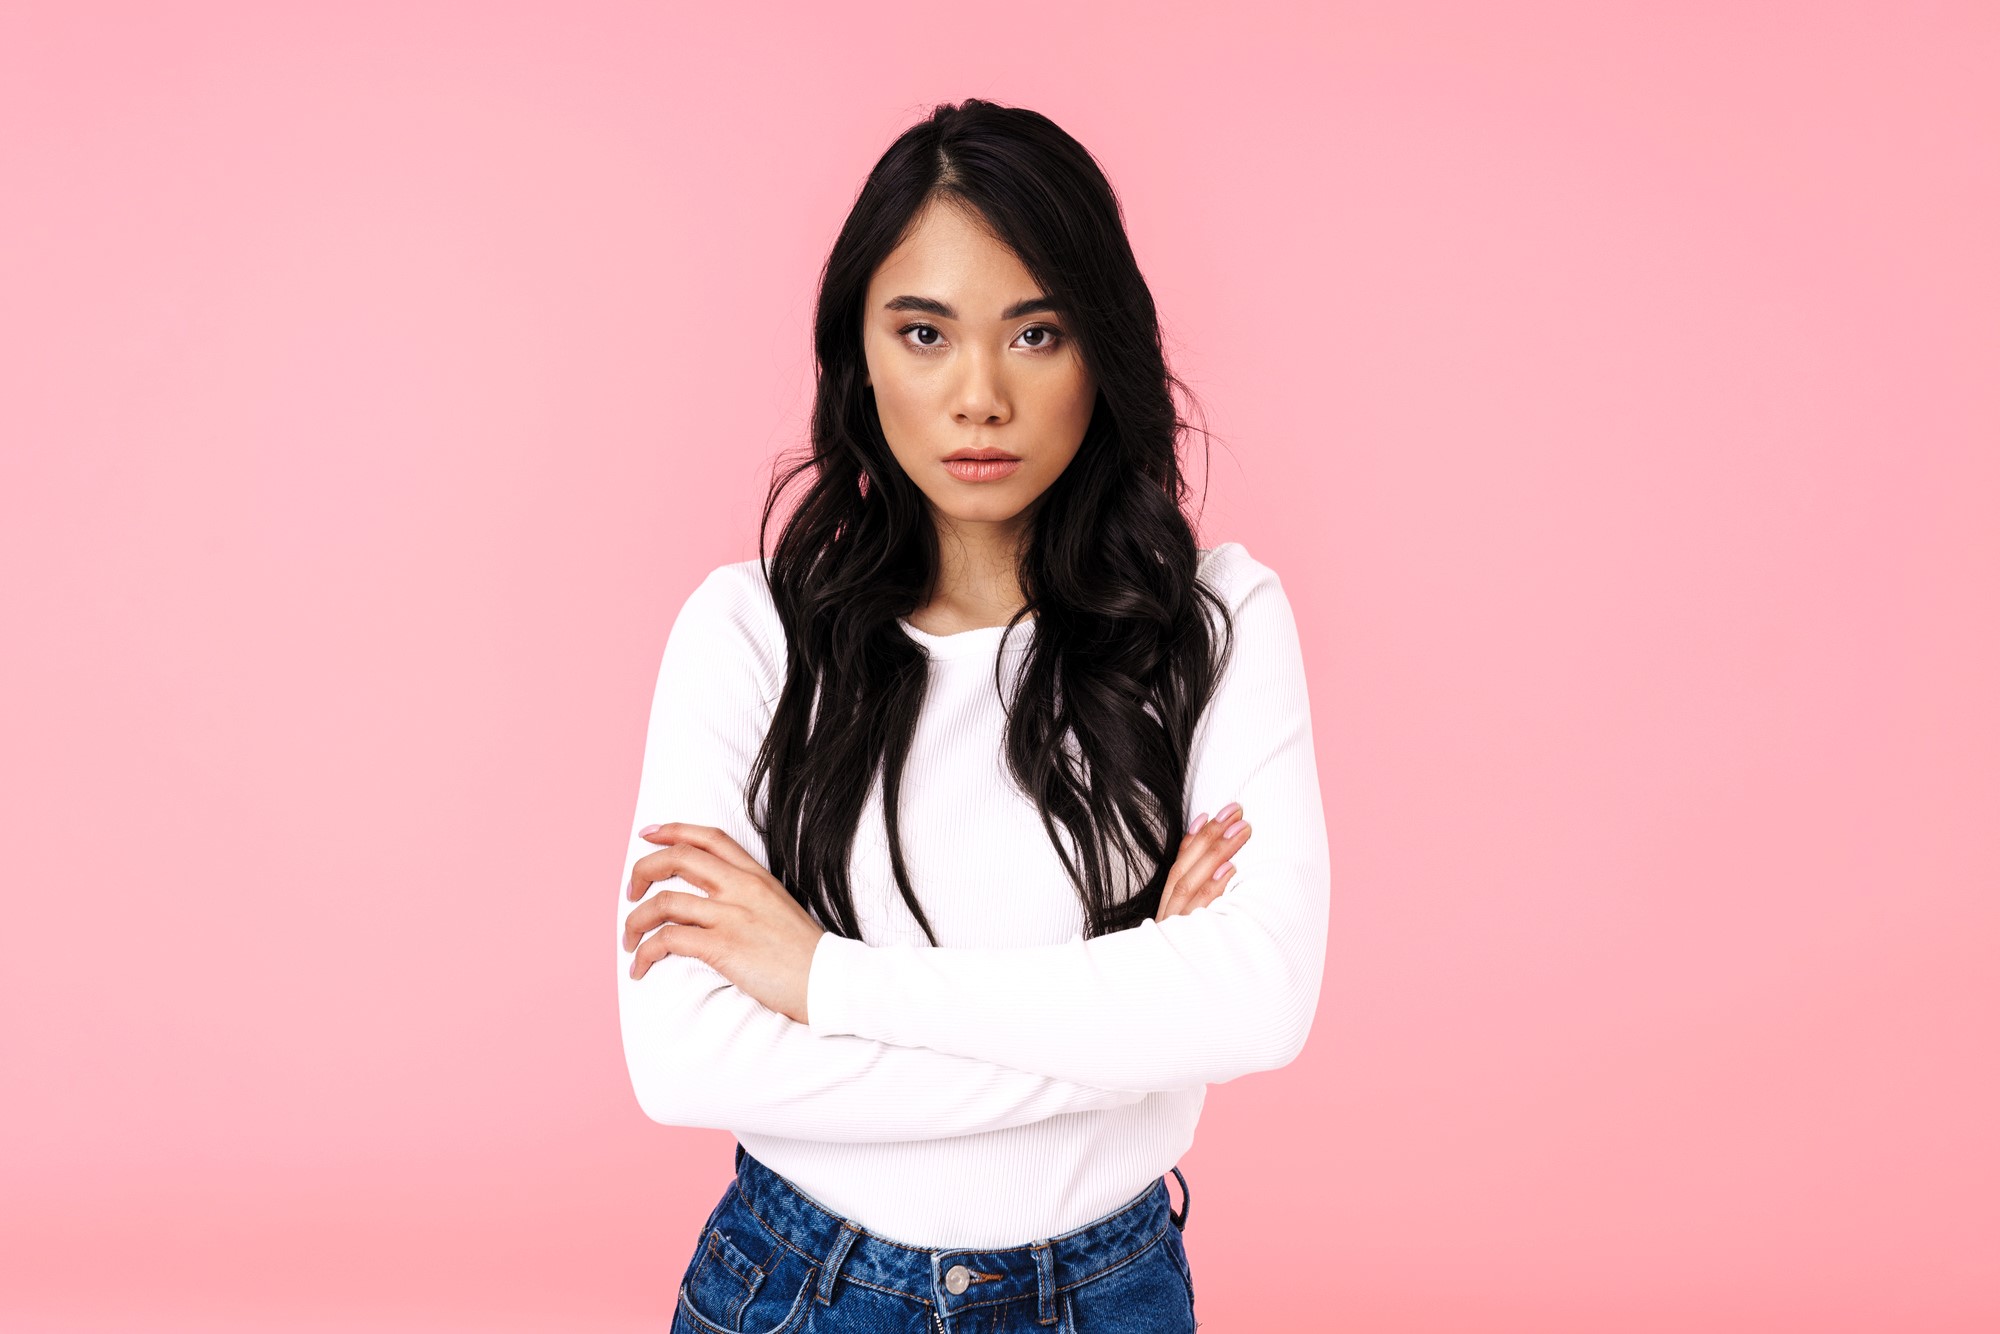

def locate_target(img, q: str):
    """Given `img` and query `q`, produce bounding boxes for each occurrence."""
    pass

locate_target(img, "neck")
[919,512,1030,627]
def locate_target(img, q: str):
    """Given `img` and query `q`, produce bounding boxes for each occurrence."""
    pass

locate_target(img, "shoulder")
[686,556,780,623]
[667,558,786,704]
[1195,540,1307,676]
[1197,540,1287,610]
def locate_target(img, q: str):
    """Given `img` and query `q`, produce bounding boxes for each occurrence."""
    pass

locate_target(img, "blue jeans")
[669,1142,1197,1333]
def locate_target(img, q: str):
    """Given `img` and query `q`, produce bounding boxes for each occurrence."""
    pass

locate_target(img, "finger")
[1165,855,1240,921]
[1202,809,1251,867]
[1160,814,1252,919]
[631,922,706,979]
[1188,862,1238,912]
[1158,864,1194,921]
[1156,818,1211,920]
[622,885,724,952]
[1176,808,1240,872]
[1157,811,1228,920]
[636,822,763,874]
[627,843,737,901]
[1192,822,1250,891]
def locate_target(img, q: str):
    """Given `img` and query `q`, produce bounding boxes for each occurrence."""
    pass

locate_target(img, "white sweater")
[615,541,1329,1247]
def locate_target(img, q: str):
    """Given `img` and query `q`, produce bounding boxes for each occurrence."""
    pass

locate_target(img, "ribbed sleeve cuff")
[805,931,872,1037]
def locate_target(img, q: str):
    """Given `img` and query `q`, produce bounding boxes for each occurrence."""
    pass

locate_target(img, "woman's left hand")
[622,823,826,1025]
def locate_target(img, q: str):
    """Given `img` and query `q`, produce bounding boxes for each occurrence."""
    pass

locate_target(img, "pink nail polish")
[1188,812,1210,833]
[1223,819,1246,838]
[638,823,662,837]
[1216,802,1242,822]
[1211,859,1234,881]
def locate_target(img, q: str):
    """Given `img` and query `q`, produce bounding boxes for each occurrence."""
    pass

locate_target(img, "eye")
[892,323,1068,354]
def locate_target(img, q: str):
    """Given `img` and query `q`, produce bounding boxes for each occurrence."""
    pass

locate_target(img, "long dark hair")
[745,98,1235,945]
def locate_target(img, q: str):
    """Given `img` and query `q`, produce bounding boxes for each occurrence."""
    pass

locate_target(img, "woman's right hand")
[1154,802,1251,921]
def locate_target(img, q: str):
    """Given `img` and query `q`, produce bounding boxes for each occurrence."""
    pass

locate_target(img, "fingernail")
[1223,819,1246,838]
[1216,802,1242,822]
[1188,812,1210,833]
[638,824,662,837]
[1211,859,1235,881]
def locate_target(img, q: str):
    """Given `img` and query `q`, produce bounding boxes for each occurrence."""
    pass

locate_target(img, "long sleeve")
[616,562,1148,1142]
[804,544,1330,1093]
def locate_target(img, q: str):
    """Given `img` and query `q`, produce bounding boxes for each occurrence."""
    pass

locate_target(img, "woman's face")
[862,197,1097,535]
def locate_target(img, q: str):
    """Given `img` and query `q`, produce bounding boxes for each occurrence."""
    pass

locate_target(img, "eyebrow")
[882,294,1060,320]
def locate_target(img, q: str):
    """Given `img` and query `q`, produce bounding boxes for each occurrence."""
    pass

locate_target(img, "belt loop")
[1168,1165,1191,1231]
[1032,1239,1058,1325]
[816,1221,862,1306]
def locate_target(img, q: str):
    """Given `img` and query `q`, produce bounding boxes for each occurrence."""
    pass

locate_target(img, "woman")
[617,98,1328,1333]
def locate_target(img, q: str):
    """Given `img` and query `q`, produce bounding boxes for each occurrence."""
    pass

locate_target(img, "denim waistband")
[727,1141,1191,1324]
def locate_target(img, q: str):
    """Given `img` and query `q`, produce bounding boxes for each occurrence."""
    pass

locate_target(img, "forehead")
[866,199,1037,306]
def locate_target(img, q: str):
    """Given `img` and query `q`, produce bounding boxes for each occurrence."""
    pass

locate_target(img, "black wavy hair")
[746,97,1236,945]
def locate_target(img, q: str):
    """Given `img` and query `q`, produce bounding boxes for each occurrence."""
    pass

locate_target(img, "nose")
[951,345,1011,425]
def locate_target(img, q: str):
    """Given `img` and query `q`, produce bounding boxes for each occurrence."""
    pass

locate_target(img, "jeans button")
[944,1263,970,1294]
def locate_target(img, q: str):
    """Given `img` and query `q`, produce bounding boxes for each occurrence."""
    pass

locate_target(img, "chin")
[936,493,1035,523]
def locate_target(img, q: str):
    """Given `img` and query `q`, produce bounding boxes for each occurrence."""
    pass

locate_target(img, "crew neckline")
[897,615,1037,660]
[890,544,1225,661]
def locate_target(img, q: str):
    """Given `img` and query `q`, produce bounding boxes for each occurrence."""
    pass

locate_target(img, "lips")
[944,450,1020,461]
[943,457,1023,482]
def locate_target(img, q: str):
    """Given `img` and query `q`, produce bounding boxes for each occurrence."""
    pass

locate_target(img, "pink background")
[4,2,1995,1330]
